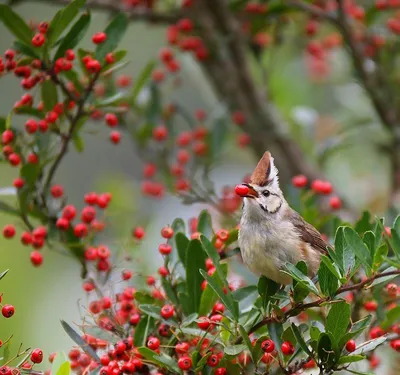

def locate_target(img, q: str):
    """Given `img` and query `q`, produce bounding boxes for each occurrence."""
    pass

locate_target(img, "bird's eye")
[262,190,270,197]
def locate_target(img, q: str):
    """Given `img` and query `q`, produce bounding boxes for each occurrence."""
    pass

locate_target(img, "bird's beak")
[243,184,259,199]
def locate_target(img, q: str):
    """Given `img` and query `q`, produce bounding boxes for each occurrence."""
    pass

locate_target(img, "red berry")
[197,316,211,330]
[207,354,219,367]
[2,224,15,239]
[215,369,227,375]
[329,196,342,210]
[74,223,88,238]
[161,226,174,239]
[160,304,174,319]
[32,33,45,47]
[81,206,96,223]
[51,185,64,198]
[153,125,168,141]
[2,304,15,318]
[177,356,192,370]
[8,152,21,166]
[345,340,356,353]
[175,342,190,354]
[92,32,107,44]
[391,339,400,352]
[232,110,245,126]
[281,341,295,356]
[56,217,69,231]
[5,49,15,60]
[121,270,132,281]
[21,231,33,245]
[38,21,49,34]
[110,131,121,144]
[387,283,398,297]
[30,348,43,363]
[13,177,24,189]
[84,192,98,205]
[105,53,115,64]
[369,326,385,339]
[105,113,118,127]
[159,243,172,255]
[159,47,174,62]
[261,339,275,353]
[158,266,169,277]
[292,174,308,188]
[147,337,160,350]
[234,184,249,197]
[30,251,43,267]
[364,300,378,312]
[62,205,76,220]
[27,153,38,164]
[2,130,14,144]
[143,163,157,178]
[65,49,75,61]
[130,313,141,325]
[177,18,193,32]
[86,59,101,73]
[133,227,145,239]
[311,179,333,195]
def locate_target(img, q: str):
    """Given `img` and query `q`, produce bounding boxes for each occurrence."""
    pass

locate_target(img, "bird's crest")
[250,151,279,188]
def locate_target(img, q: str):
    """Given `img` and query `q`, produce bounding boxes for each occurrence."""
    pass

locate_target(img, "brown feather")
[284,208,329,255]
[250,151,271,187]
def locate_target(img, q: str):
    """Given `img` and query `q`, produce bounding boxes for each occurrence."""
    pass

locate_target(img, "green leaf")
[175,232,189,265]
[284,263,320,296]
[381,305,400,330]
[130,60,156,106]
[95,93,127,108]
[134,316,153,347]
[95,13,128,61]
[267,322,283,361]
[338,355,365,364]
[373,243,388,270]
[318,260,339,297]
[14,106,45,119]
[51,352,68,375]
[291,323,313,357]
[370,266,398,287]
[197,210,213,238]
[352,336,386,355]
[326,301,351,346]
[179,328,223,345]
[390,229,400,260]
[333,226,355,275]
[0,5,33,45]
[71,115,88,152]
[355,211,372,234]
[72,135,84,153]
[60,320,100,361]
[41,79,59,111]
[232,285,258,313]
[200,235,229,290]
[224,345,247,356]
[320,255,343,280]
[55,13,91,60]
[139,304,162,320]
[185,239,207,313]
[20,163,40,187]
[209,117,228,161]
[200,269,239,320]
[13,41,40,59]
[138,348,181,374]
[0,269,9,281]
[198,264,227,316]
[340,315,372,346]
[56,362,71,375]
[258,276,279,310]
[238,324,254,363]
[161,278,179,305]
[363,231,376,260]
[317,333,336,367]
[344,227,372,276]
[48,0,86,46]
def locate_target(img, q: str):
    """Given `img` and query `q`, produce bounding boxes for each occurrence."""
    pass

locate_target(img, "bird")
[236,151,329,285]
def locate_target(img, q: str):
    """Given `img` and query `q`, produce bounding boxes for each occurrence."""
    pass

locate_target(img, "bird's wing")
[284,208,329,255]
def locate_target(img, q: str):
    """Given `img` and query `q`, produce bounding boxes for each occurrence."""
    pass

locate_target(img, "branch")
[247,268,400,336]
[14,0,179,24]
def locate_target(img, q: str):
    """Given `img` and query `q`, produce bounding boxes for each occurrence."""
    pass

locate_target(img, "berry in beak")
[234,184,258,199]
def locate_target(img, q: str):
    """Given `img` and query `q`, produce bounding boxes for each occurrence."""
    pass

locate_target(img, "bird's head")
[236,151,284,216]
